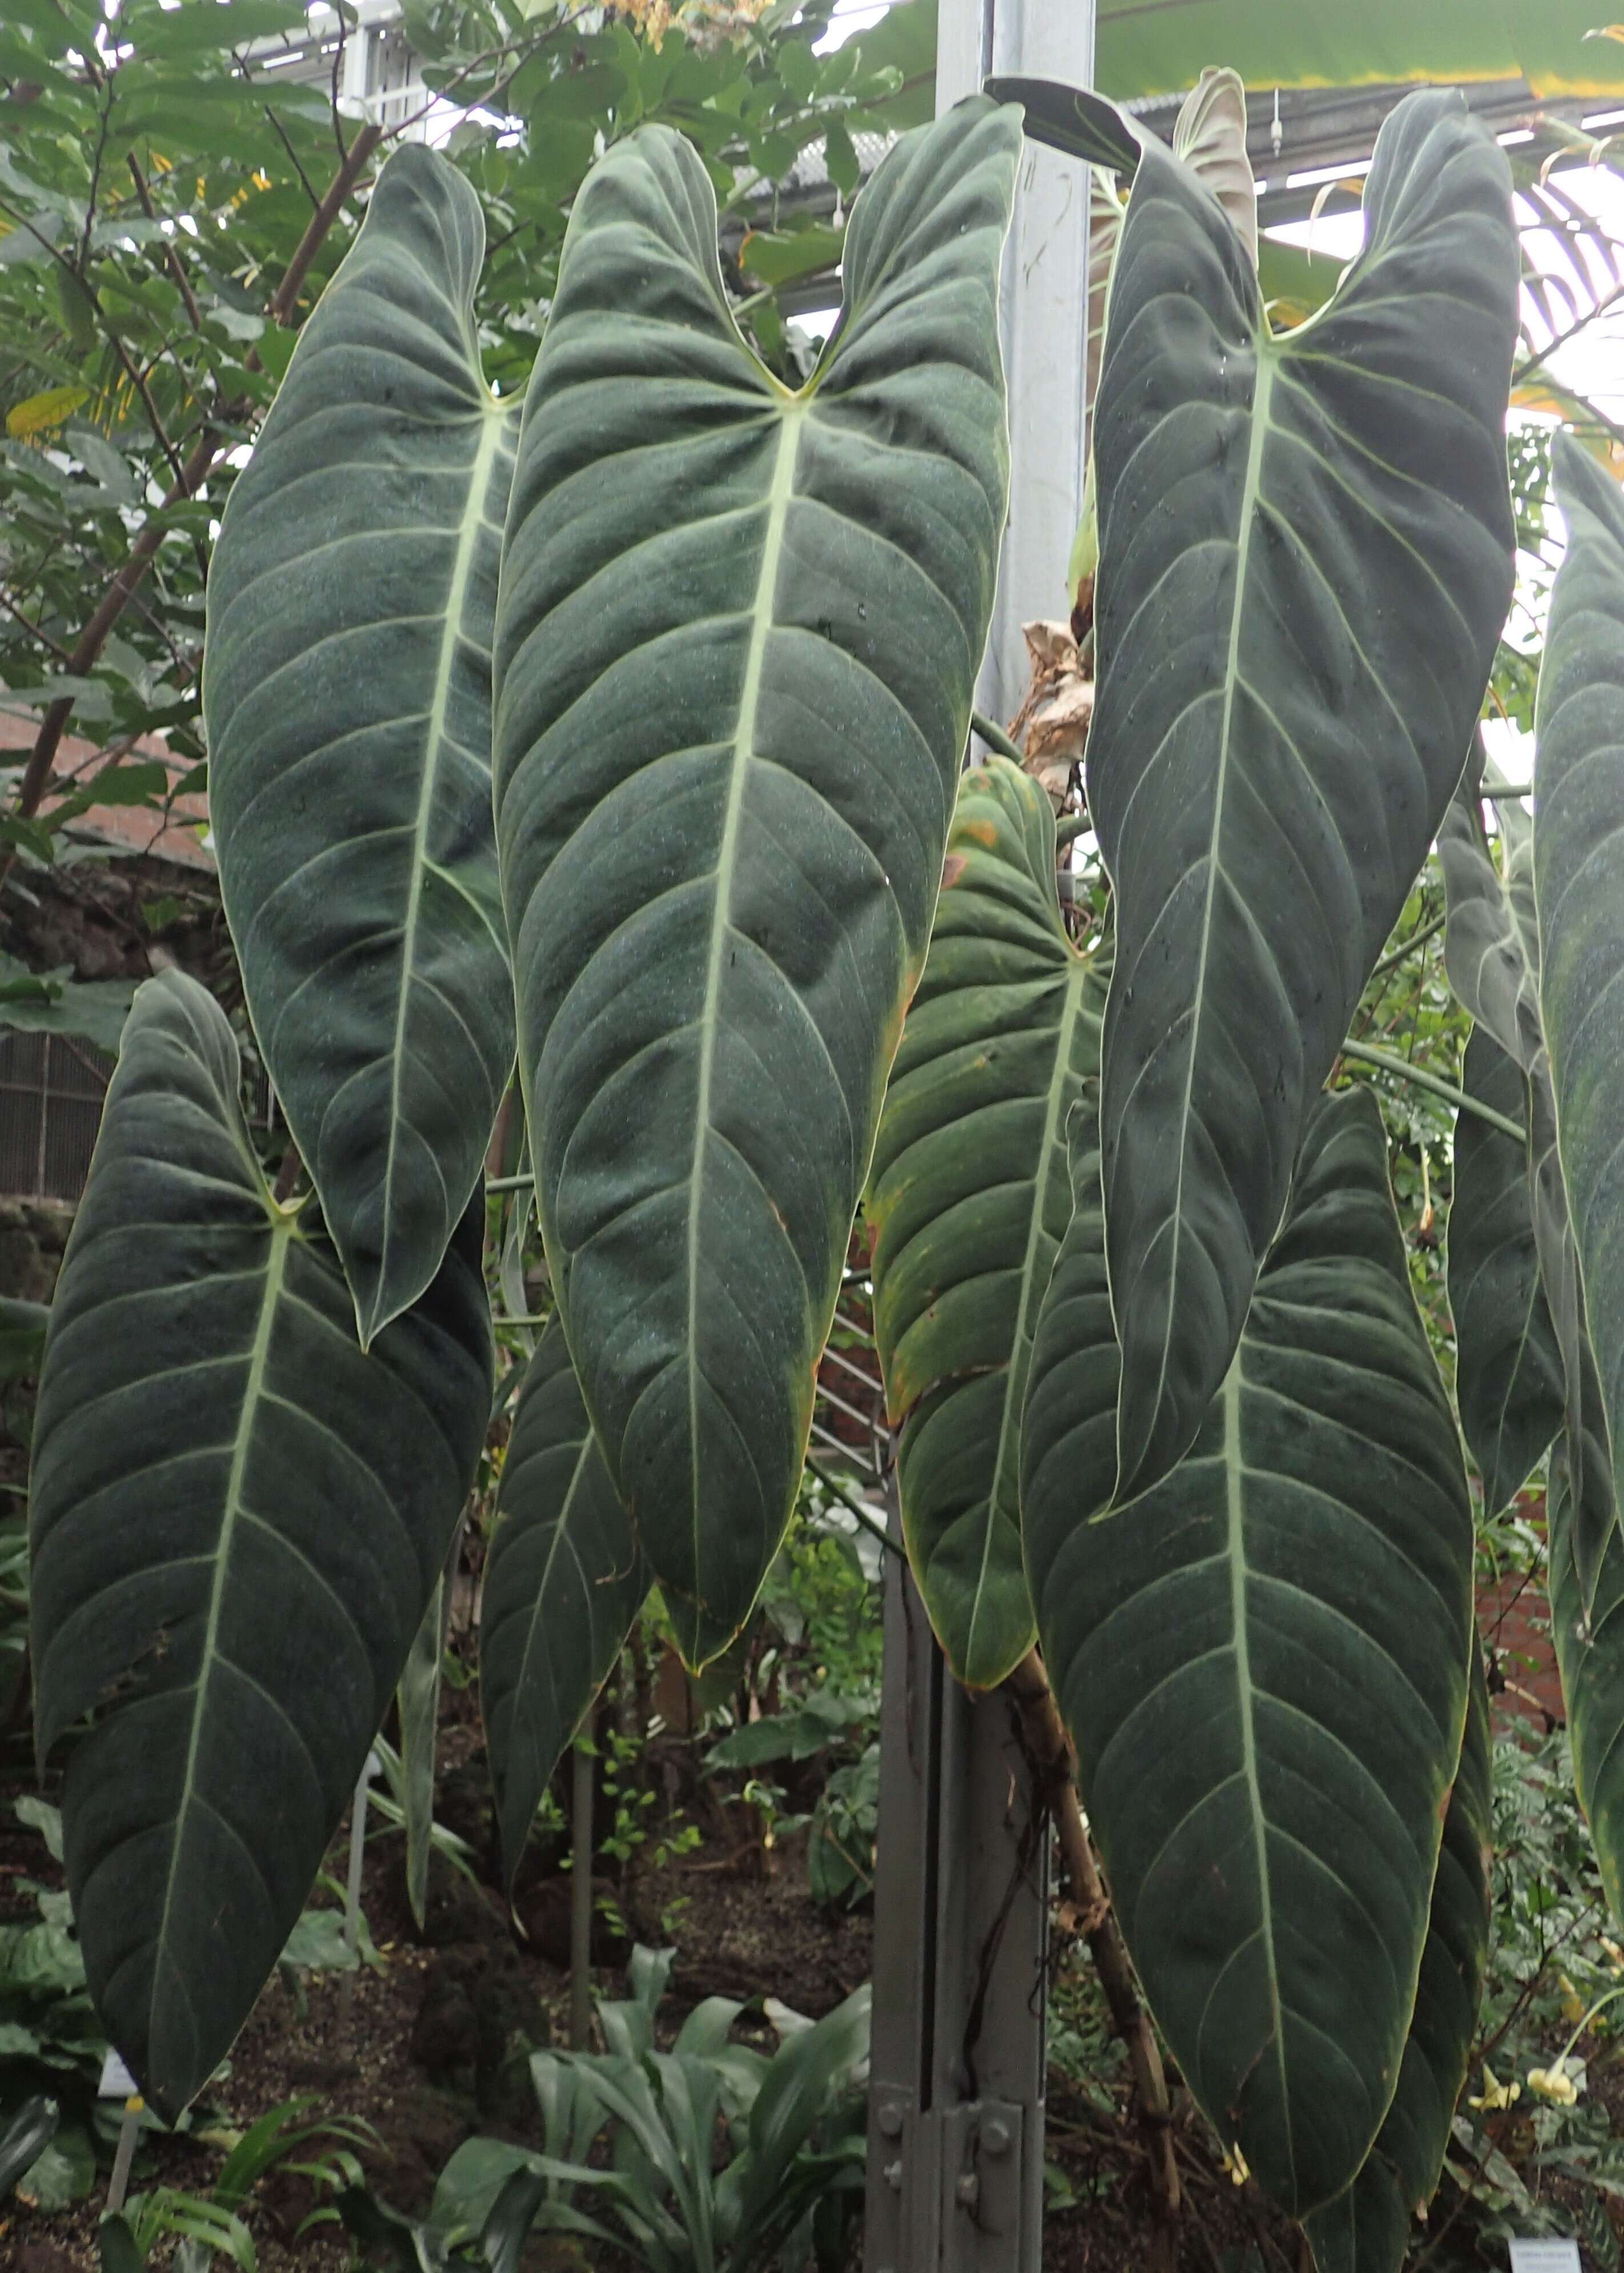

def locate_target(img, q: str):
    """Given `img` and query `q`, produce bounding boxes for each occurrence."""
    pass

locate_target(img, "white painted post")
[339,9,374,119]
[940,0,1097,731]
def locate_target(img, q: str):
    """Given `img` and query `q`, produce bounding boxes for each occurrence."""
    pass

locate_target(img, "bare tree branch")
[14,122,384,818]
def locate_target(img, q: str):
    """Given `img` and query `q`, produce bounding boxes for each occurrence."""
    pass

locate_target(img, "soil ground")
[0,1694,1616,2273]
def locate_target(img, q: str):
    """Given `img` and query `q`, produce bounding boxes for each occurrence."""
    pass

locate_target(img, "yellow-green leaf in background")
[737,220,845,287]
[6,386,89,439]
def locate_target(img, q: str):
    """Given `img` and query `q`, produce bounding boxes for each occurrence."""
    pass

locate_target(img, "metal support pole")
[865,4,1095,2268]
[865,1515,1049,2273]
[949,0,1099,734]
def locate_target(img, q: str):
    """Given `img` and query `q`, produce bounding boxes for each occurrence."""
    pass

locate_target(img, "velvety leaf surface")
[1534,432,1624,1583]
[1441,774,1615,1598]
[29,972,491,2114]
[205,142,517,1344]
[481,1317,648,1886]
[868,758,1107,1688]
[1551,1446,1624,1921]
[1529,1075,1617,1604]
[1089,88,1517,1499]
[1022,1086,1474,2215]
[493,99,1019,1660]
[1447,1029,1563,1515]
[1304,1641,1491,2271]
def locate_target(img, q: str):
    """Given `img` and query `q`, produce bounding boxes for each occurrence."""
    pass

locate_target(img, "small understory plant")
[521,1947,869,2273]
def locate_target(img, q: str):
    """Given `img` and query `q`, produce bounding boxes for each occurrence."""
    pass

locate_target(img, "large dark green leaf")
[868,757,1106,1689]
[1551,1446,1624,1920]
[1022,1086,1474,2215]
[1447,1029,1563,1515]
[1304,1640,1491,2272]
[481,1317,648,1887]
[29,972,491,2115]
[1089,87,1517,1499]
[1529,1076,1617,1605]
[1015,67,1257,610]
[493,99,1020,1661]
[1534,433,1624,1588]
[1439,776,1615,1597]
[205,141,518,1347]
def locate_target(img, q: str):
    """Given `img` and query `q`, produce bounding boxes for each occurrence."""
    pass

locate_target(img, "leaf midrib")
[685,403,805,1583]
[1121,342,1277,1491]
[372,400,510,1343]
[970,955,1093,1675]
[509,1429,597,1764]
[1223,1354,1294,2177]
[147,1211,293,2061]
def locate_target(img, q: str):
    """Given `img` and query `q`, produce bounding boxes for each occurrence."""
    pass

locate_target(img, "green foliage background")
[0,0,924,882]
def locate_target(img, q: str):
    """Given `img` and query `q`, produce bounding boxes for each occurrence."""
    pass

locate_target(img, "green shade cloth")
[1095,0,1624,100]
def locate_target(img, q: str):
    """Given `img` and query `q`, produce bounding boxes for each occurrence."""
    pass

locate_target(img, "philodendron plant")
[31,93,1025,2116]
[27,43,1624,2271]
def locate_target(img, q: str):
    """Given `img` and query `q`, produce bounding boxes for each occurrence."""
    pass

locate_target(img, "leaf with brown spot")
[869,758,1107,1688]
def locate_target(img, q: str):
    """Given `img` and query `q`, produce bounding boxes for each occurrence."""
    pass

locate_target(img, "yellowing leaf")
[1584,22,1624,41]
[6,386,89,440]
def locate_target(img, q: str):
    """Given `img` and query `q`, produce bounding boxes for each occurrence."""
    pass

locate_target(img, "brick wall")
[0,717,211,870]
[1479,1560,1564,1733]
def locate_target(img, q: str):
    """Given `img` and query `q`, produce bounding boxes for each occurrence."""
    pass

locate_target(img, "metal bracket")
[941,2102,1027,2271]
[867,2095,1028,2273]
